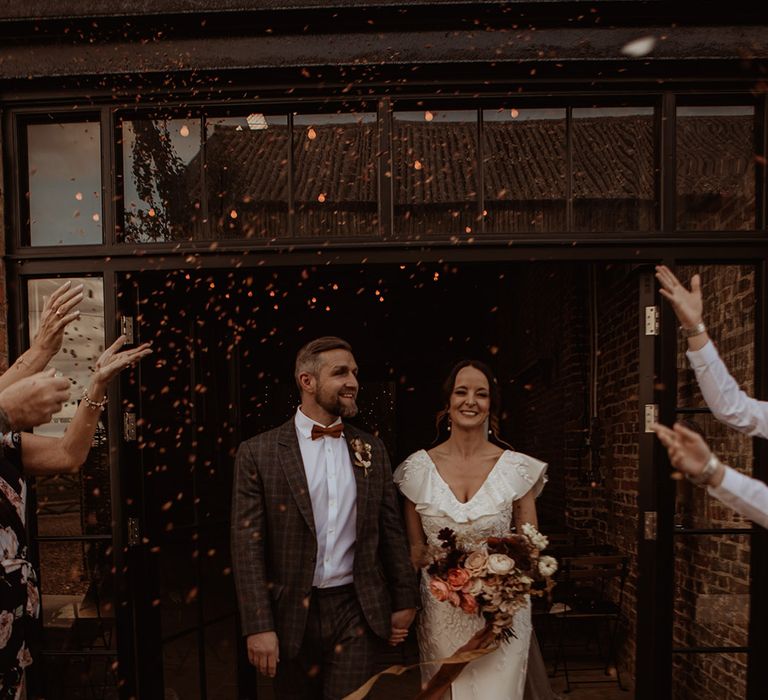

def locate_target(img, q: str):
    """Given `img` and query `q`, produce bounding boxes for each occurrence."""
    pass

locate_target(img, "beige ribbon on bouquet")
[342,644,498,700]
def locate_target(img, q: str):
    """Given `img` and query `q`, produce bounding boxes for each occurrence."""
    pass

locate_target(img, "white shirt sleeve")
[708,466,768,529]
[686,340,768,438]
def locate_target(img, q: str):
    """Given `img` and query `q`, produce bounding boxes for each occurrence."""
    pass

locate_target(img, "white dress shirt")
[709,466,768,529]
[687,340,768,438]
[687,340,768,526]
[295,408,357,587]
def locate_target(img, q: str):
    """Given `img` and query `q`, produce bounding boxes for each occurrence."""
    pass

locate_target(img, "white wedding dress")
[393,449,547,700]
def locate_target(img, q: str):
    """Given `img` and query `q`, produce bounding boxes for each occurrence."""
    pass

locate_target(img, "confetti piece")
[621,36,657,57]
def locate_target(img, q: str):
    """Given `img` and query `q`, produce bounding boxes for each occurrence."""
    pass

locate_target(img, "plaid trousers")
[273,584,379,700]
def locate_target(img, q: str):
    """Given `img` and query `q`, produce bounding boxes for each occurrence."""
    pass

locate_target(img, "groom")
[231,336,418,699]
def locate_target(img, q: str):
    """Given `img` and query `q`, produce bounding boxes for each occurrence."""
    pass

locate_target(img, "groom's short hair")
[295,336,353,389]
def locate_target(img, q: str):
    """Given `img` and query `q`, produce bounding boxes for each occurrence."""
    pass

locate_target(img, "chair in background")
[550,554,629,693]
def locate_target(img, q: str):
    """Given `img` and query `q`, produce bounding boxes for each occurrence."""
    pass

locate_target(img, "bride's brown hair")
[434,360,512,448]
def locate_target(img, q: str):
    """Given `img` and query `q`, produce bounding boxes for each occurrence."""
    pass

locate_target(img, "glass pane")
[205,114,289,239]
[121,117,203,242]
[40,540,115,652]
[573,107,655,232]
[163,631,201,700]
[676,264,755,412]
[677,106,755,231]
[673,652,747,700]
[205,616,238,700]
[483,108,566,232]
[38,655,118,700]
[27,278,112,540]
[293,113,378,236]
[200,526,235,624]
[26,121,103,246]
[394,110,478,238]
[673,535,750,700]
[159,532,199,640]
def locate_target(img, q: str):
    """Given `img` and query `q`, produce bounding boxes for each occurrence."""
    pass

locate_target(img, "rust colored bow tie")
[311,423,344,440]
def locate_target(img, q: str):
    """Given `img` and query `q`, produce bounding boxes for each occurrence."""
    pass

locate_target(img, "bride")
[393,360,548,700]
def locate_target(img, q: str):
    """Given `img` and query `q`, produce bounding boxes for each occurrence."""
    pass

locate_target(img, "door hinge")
[120,316,135,345]
[644,404,659,432]
[127,517,141,547]
[123,412,137,442]
[644,511,657,540]
[644,305,660,335]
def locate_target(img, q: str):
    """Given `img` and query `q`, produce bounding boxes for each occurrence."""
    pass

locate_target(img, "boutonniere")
[349,437,373,477]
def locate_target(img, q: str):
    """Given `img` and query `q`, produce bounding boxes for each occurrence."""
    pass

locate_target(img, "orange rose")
[460,593,479,614]
[429,577,451,602]
[447,567,471,591]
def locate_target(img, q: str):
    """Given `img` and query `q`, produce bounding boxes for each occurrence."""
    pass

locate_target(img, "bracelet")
[681,321,707,338]
[81,389,107,411]
[686,453,721,486]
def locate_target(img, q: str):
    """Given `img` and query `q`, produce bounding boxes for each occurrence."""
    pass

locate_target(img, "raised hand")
[0,369,71,429]
[652,422,724,486]
[91,336,153,385]
[32,281,84,356]
[654,265,703,330]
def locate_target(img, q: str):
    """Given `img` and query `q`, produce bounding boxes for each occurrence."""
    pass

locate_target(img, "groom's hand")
[388,608,416,646]
[247,631,280,677]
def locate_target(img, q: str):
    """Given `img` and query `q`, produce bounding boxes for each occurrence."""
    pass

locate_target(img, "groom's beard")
[316,385,359,419]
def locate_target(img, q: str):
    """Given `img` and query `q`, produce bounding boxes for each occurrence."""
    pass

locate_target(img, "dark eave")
[0,25,765,82]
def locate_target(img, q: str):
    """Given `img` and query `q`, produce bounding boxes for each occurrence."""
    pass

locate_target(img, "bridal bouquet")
[426,523,557,640]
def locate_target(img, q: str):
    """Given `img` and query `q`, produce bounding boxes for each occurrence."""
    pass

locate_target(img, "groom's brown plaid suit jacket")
[231,418,419,657]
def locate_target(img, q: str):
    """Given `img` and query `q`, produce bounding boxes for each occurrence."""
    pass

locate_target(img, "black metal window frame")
[6,91,766,262]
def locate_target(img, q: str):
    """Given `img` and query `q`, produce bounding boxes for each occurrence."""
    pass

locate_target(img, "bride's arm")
[514,490,538,530]
[403,498,427,570]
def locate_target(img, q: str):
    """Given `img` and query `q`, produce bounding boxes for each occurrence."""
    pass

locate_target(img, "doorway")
[118,260,634,698]
[103,259,762,699]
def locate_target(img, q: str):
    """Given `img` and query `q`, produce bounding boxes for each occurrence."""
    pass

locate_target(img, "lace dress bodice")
[393,449,547,700]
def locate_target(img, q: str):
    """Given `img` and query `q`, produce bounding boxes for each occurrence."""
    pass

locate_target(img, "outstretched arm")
[656,266,768,438]
[653,421,768,528]
[20,336,152,475]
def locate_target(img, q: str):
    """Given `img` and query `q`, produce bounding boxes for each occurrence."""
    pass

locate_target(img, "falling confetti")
[621,36,657,57]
